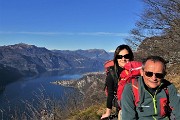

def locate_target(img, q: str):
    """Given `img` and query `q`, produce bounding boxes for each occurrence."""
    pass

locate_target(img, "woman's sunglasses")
[144,71,164,79]
[116,54,130,59]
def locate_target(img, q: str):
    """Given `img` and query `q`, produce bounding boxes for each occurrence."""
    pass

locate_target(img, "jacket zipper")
[145,84,162,120]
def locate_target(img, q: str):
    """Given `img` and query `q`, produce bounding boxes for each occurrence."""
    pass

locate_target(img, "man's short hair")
[142,56,167,73]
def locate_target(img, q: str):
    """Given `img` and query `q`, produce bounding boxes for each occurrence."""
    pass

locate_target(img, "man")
[121,56,180,120]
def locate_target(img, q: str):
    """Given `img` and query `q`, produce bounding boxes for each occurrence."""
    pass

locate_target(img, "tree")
[126,0,180,50]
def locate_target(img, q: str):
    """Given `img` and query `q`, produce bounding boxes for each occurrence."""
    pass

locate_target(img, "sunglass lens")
[124,54,130,59]
[116,55,122,59]
[155,73,164,78]
[145,72,153,77]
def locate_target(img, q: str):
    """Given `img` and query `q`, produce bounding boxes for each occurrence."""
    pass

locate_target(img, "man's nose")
[151,74,157,80]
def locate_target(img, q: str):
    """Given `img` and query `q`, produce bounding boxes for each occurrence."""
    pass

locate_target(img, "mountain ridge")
[0,43,113,91]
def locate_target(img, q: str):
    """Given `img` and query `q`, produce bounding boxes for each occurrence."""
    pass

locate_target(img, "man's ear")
[140,69,143,76]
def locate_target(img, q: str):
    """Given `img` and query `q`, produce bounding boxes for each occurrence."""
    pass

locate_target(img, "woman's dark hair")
[113,44,134,69]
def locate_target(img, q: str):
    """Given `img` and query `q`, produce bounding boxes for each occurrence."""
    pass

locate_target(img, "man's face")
[141,60,165,89]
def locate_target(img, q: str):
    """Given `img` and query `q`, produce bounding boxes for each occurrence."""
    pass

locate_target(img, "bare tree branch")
[126,0,180,50]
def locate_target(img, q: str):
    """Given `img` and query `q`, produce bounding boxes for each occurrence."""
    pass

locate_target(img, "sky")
[0,0,144,52]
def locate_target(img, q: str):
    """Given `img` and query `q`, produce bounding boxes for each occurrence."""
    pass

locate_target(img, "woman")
[101,44,134,119]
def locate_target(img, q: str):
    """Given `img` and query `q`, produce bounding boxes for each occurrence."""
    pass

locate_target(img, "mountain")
[52,49,113,65]
[0,43,112,89]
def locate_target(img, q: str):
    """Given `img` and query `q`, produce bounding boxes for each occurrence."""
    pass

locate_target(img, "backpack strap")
[164,88,169,97]
[108,67,121,114]
[108,67,119,93]
[132,78,140,107]
[104,66,119,96]
[163,87,174,118]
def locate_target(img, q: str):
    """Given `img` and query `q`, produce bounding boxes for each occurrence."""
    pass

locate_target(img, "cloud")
[77,32,129,37]
[0,31,74,35]
[0,31,129,37]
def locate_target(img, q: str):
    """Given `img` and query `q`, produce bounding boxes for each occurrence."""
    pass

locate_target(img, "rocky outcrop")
[52,72,107,104]
[52,72,105,92]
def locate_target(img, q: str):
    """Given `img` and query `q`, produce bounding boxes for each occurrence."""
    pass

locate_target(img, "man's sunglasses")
[144,71,164,79]
[116,54,130,59]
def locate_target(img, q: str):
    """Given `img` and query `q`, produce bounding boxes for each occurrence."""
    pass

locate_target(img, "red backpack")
[104,60,117,96]
[117,61,142,101]
[104,60,142,100]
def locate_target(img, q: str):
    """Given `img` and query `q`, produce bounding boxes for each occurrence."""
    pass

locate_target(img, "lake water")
[0,71,83,119]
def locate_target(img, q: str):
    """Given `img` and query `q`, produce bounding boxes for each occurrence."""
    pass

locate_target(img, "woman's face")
[117,49,130,67]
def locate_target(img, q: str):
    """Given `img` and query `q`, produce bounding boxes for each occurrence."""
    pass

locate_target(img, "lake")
[0,71,83,120]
